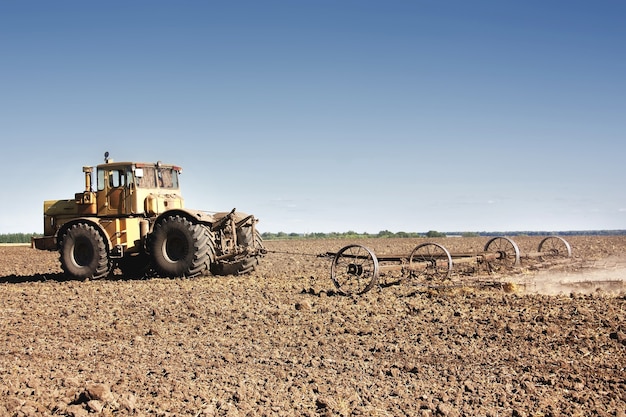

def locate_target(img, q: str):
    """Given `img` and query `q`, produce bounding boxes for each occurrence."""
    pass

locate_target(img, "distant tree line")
[475,230,626,237]
[262,230,484,240]
[0,233,41,244]
[261,229,626,240]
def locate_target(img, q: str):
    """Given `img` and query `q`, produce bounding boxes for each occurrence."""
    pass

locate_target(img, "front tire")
[59,223,111,280]
[150,215,214,277]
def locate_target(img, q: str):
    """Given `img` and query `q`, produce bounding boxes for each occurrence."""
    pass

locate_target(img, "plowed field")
[1,235,625,416]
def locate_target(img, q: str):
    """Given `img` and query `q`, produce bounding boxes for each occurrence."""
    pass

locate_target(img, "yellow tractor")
[32,153,264,279]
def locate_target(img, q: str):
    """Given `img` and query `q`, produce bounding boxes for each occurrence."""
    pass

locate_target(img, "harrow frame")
[328,236,572,295]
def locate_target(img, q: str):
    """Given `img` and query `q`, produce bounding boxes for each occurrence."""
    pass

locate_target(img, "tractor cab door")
[96,167,135,216]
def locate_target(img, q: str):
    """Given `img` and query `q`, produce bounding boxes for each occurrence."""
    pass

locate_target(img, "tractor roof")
[96,161,183,171]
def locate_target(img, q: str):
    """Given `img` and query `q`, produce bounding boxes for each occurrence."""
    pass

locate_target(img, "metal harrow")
[327,236,572,295]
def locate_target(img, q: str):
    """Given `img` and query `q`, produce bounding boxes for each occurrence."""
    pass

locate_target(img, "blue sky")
[1,1,625,234]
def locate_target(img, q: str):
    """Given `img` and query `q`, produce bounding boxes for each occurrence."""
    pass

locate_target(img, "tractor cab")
[76,158,184,217]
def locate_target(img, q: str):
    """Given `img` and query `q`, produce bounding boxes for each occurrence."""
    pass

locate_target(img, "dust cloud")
[513,256,626,295]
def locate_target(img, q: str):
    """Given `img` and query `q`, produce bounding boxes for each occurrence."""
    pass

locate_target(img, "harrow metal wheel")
[537,236,572,260]
[331,244,379,295]
[408,242,453,282]
[484,236,520,271]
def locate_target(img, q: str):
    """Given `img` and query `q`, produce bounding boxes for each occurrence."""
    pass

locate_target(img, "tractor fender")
[56,217,113,252]
[151,208,253,229]
[150,209,256,237]
[212,210,252,223]
[152,208,217,229]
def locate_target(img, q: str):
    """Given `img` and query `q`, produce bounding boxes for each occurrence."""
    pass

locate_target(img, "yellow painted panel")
[99,217,143,252]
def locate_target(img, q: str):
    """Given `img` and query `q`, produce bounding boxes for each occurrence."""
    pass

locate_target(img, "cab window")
[97,168,127,190]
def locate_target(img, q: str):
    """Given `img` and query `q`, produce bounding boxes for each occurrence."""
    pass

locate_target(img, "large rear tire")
[150,215,214,278]
[59,223,111,280]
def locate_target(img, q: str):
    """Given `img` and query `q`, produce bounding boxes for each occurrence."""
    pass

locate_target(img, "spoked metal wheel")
[484,236,520,272]
[537,236,572,261]
[408,242,453,283]
[330,244,379,295]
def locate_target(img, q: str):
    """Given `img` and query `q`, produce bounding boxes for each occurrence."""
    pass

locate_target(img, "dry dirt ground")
[0,235,625,417]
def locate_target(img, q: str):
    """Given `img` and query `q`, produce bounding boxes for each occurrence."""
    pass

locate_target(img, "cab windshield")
[135,166,179,189]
